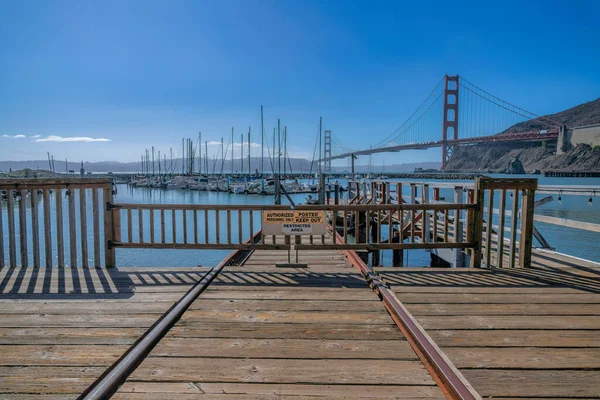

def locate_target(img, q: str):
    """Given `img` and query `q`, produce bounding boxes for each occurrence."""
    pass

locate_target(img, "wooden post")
[55,189,64,267]
[484,189,494,268]
[0,197,4,268]
[204,210,209,244]
[183,210,188,244]
[519,188,536,268]
[453,186,464,267]
[193,210,198,244]
[68,189,77,267]
[43,189,52,267]
[171,209,176,243]
[103,187,116,268]
[215,210,220,244]
[422,184,430,243]
[161,210,166,244]
[79,188,88,268]
[150,210,155,244]
[249,210,254,241]
[470,179,485,268]
[92,189,101,268]
[139,209,145,243]
[509,189,519,268]
[465,189,475,245]
[18,192,28,267]
[7,190,16,267]
[409,184,416,243]
[497,189,507,268]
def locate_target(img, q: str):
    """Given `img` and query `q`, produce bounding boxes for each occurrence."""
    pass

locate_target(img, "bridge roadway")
[0,236,598,398]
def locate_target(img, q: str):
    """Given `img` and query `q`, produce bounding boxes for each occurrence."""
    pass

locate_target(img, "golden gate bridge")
[321,75,565,169]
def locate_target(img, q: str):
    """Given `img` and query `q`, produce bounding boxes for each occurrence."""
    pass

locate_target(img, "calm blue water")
[2,175,599,267]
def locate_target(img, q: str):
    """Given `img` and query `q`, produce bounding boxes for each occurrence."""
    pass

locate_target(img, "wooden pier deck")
[0,243,598,398]
[378,250,600,399]
[111,247,444,399]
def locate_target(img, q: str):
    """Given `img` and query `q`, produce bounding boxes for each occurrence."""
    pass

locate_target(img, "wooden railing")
[346,178,538,268]
[0,179,113,268]
[1,177,538,269]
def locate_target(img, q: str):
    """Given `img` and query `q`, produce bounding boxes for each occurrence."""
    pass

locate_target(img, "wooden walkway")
[378,251,600,399]
[0,241,598,398]
[111,248,443,399]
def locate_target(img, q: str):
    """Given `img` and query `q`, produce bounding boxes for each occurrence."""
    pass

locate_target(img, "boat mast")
[158,150,161,176]
[198,132,202,176]
[220,137,224,175]
[318,117,322,176]
[260,105,264,176]
[241,133,244,176]
[205,141,208,176]
[277,119,281,177]
[231,127,234,175]
[283,126,287,179]
[248,127,251,176]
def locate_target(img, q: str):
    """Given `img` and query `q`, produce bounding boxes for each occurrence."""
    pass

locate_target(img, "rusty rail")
[335,228,481,400]
[78,231,261,399]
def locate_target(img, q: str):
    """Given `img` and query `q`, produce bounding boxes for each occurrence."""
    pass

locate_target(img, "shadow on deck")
[378,264,600,294]
[0,265,368,299]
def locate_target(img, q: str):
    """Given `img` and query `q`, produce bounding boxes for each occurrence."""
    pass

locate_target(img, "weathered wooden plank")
[415,315,600,330]
[166,323,401,340]
[445,347,600,369]
[462,369,600,397]
[0,344,130,366]
[0,313,163,327]
[128,358,436,385]
[179,309,391,324]
[393,292,600,304]
[116,382,444,398]
[0,327,147,345]
[405,303,600,316]
[200,287,379,299]
[150,338,417,359]
[54,189,64,267]
[428,329,600,348]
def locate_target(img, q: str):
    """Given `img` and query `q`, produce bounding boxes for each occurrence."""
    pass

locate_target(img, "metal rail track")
[335,229,481,400]
[78,232,261,400]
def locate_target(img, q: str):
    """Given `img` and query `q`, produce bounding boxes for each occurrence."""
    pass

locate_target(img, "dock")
[1,242,599,398]
[1,177,599,399]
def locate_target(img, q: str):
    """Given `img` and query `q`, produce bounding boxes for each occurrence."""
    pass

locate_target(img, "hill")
[445,97,600,173]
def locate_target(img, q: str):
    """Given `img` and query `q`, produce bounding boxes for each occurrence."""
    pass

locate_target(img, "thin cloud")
[35,135,110,143]
[32,134,41,138]
[1,134,26,138]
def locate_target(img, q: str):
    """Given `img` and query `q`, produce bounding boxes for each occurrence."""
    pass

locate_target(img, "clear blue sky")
[1,0,599,167]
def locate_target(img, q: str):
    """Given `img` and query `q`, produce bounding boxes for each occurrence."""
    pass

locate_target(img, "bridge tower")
[441,75,459,169]
[324,130,332,172]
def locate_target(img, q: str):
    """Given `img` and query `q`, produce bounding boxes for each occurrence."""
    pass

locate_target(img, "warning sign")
[262,210,326,235]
